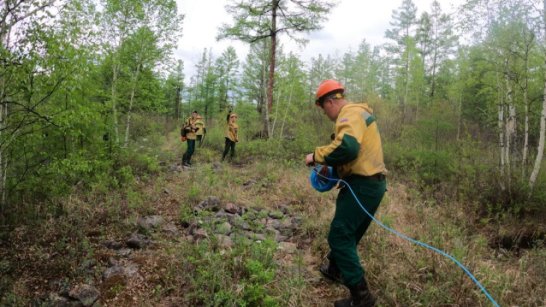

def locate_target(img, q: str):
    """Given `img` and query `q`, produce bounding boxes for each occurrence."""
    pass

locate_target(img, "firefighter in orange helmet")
[305,79,387,307]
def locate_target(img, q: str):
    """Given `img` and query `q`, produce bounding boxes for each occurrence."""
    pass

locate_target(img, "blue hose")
[311,168,500,307]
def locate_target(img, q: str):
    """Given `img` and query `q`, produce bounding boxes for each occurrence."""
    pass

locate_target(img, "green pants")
[327,175,386,287]
[183,139,195,163]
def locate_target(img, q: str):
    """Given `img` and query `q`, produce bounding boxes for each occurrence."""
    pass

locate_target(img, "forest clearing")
[2,0,546,306]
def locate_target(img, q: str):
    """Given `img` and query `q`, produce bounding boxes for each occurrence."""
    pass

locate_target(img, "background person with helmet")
[181,111,199,167]
[222,112,239,161]
[305,79,387,307]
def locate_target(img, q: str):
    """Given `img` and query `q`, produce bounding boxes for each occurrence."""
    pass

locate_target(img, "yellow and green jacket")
[195,116,205,136]
[183,117,198,140]
[226,122,238,142]
[314,103,386,178]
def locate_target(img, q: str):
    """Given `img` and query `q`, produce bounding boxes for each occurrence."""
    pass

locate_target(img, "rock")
[102,240,123,250]
[163,188,170,195]
[215,222,232,235]
[48,293,81,307]
[266,218,281,229]
[215,210,237,221]
[280,218,293,230]
[195,196,221,212]
[116,248,132,257]
[224,203,238,214]
[278,242,298,254]
[268,210,284,219]
[279,228,294,237]
[191,228,208,240]
[162,223,179,235]
[126,232,151,249]
[265,227,283,242]
[68,284,100,307]
[215,235,233,248]
[137,215,165,231]
[232,217,251,231]
[103,262,139,282]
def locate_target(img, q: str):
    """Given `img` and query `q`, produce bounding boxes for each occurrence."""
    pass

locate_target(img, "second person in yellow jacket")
[222,112,238,161]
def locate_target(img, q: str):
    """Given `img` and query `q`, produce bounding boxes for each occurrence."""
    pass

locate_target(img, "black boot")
[334,278,376,307]
[320,259,343,284]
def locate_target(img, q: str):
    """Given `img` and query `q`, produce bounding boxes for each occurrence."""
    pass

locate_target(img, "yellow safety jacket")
[226,122,238,142]
[314,103,386,178]
[183,117,198,140]
[195,116,205,136]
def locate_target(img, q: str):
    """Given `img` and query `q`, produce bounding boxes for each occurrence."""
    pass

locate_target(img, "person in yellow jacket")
[222,112,238,161]
[305,80,387,307]
[194,114,206,147]
[181,111,199,167]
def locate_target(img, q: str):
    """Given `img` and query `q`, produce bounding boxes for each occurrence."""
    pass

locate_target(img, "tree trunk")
[529,0,546,196]
[457,92,462,141]
[123,64,141,147]
[529,77,546,195]
[280,85,293,139]
[265,0,278,138]
[111,63,120,144]
[270,89,282,137]
[522,52,530,178]
[498,74,506,191]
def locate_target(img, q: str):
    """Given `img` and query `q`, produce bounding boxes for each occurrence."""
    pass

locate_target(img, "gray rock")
[196,196,221,212]
[224,202,238,214]
[215,221,232,235]
[126,232,151,249]
[215,234,233,248]
[268,210,284,219]
[68,284,100,307]
[116,248,132,257]
[103,262,139,282]
[137,215,165,230]
[215,210,237,221]
[232,217,251,231]
[266,218,281,229]
[162,223,179,235]
[48,293,81,307]
[191,228,208,240]
[102,240,123,250]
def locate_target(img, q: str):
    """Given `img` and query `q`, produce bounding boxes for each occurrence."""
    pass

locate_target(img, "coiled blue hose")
[311,168,500,307]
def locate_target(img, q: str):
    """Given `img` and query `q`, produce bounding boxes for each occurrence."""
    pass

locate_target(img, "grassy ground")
[0,130,545,306]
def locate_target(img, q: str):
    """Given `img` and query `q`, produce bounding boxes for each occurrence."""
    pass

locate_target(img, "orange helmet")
[315,79,344,104]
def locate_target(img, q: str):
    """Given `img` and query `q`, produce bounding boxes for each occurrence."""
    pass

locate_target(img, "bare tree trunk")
[123,65,141,147]
[522,53,530,178]
[457,92,462,141]
[529,0,546,196]
[265,0,278,138]
[498,74,506,191]
[111,63,120,144]
[280,85,293,139]
[270,89,282,137]
[529,78,546,195]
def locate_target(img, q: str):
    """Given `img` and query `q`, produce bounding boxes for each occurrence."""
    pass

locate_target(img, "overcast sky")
[174,0,464,82]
